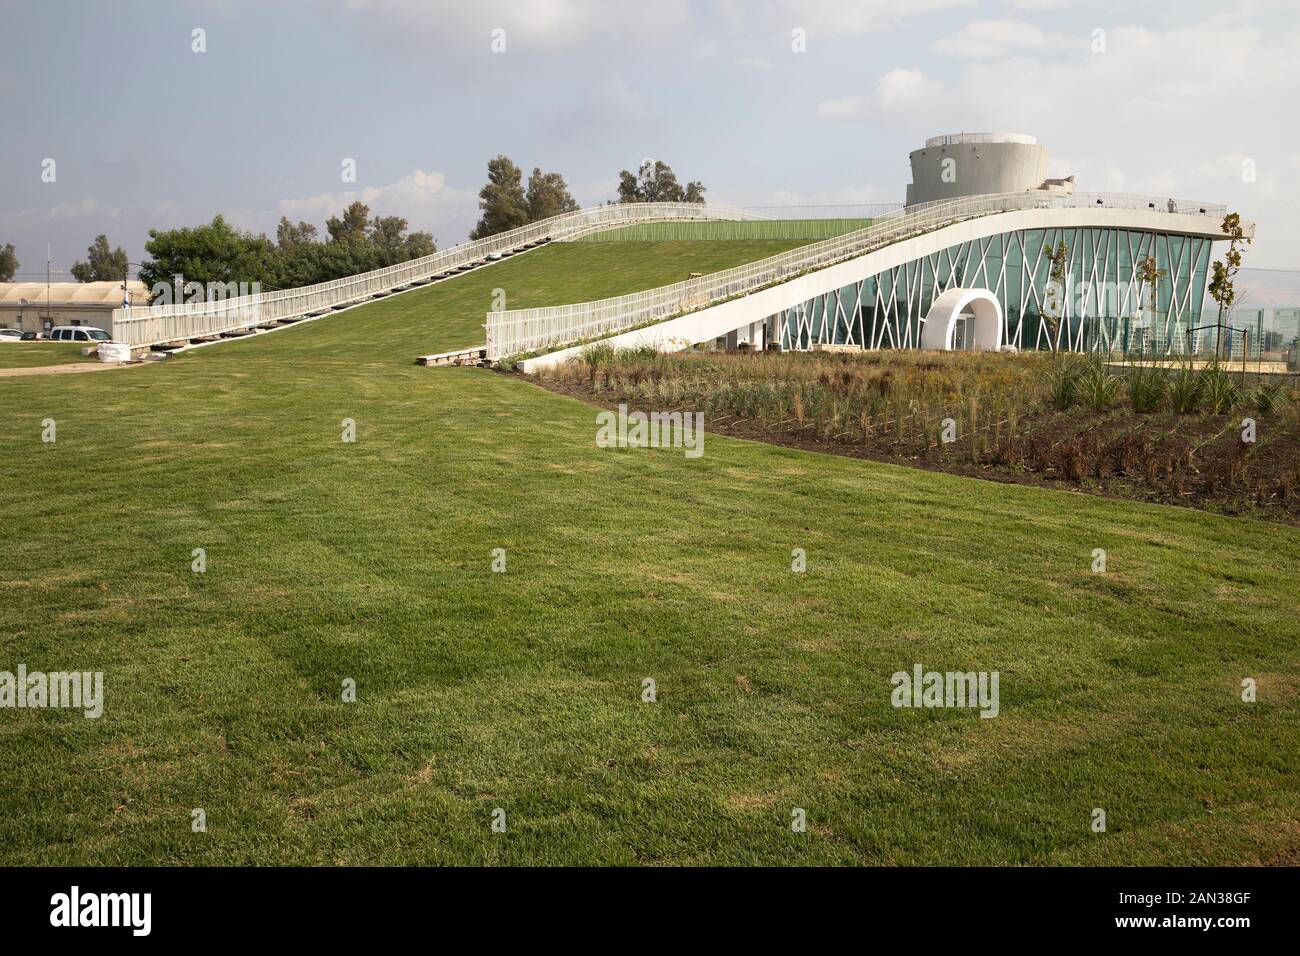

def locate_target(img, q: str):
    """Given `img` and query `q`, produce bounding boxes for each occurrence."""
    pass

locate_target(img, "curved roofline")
[519,205,1250,371]
[0,280,151,306]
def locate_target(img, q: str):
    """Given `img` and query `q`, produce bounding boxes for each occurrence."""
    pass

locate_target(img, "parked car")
[0,329,23,342]
[20,331,43,341]
[47,326,112,343]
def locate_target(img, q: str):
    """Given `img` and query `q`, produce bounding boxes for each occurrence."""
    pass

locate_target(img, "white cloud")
[218,169,479,246]
[818,10,1300,265]
[275,169,471,223]
[1000,0,1076,10]
[762,0,978,35]
[338,0,692,53]
[817,68,945,121]
[932,19,1083,58]
[7,197,123,226]
[815,95,870,121]
[875,67,947,112]
[49,198,122,222]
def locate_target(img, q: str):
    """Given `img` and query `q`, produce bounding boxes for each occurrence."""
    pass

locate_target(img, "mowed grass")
[0,239,1298,866]
[575,219,875,242]
[0,342,98,369]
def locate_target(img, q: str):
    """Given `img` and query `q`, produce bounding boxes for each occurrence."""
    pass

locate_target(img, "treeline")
[0,155,706,293]
[137,204,435,295]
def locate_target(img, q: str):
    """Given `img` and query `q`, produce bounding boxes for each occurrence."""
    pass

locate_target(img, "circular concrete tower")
[905,132,1050,207]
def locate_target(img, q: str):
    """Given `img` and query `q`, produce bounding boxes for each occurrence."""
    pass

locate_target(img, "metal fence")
[485,191,1229,359]
[108,202,763,346]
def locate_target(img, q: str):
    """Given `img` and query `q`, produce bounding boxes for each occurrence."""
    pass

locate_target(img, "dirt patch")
[0,361,147,377]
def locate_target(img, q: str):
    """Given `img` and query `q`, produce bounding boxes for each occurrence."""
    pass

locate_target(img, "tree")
[326,201,370,244]
[70,234,129,282]
[0,243,17,282]
[274,208,437,286]
[402,231,437,260]
[1133,254,1167,355]
[526,168,579,222]
[368,215,409,249]
[1135,255,1166,319]
[141,203,439,298]
[616,160,706,204]
[1208,211,1251,358]
[367,215,436,265]
[138,215,279,301]
[1041,239,1070,345]
[470,155,529,239]
[276,217,318,247]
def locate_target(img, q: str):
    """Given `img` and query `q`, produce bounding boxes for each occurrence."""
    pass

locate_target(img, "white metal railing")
[108,202,764,345]
[485,191,1229,359]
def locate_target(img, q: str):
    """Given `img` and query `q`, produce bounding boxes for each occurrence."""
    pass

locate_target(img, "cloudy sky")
[2,0,1298,297]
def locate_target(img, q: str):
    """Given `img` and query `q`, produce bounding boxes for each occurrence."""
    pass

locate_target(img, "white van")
[48,326,112,343]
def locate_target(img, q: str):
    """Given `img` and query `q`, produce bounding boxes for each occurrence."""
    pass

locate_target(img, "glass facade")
[774,226,1214,354]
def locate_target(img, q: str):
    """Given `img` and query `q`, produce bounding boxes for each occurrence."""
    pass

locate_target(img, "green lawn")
[1,239,1297,866]
[0,342,98,369]
[574,219,875,242]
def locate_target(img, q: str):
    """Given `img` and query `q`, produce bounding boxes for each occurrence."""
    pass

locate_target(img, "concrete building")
[905,132,1061,207]
[513,132,1248,368]
[0,281,151,335]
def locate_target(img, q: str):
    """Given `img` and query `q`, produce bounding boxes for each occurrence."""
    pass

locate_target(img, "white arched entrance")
[920,288,1004,351]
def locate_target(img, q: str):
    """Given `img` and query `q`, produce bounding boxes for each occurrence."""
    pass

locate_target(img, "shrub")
[1126,364,1168,413]
[579,342,616,367]
[1168,365,1203,414]
[1077,361,1122,412]
[1045,356,1086,410]
[1198,365,1240,415]
[1250,381,1290,416]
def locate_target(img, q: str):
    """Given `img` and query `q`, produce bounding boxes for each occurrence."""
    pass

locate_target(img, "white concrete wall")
[519,207,1242,373]
[0,306,117,335]
[906,142,1049,206]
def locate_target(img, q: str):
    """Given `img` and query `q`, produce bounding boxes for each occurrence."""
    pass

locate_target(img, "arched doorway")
[920,288,1004,351]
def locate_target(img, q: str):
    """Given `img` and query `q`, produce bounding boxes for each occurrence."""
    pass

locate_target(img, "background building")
[0,281,151,334]
[766,132,1238,355]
